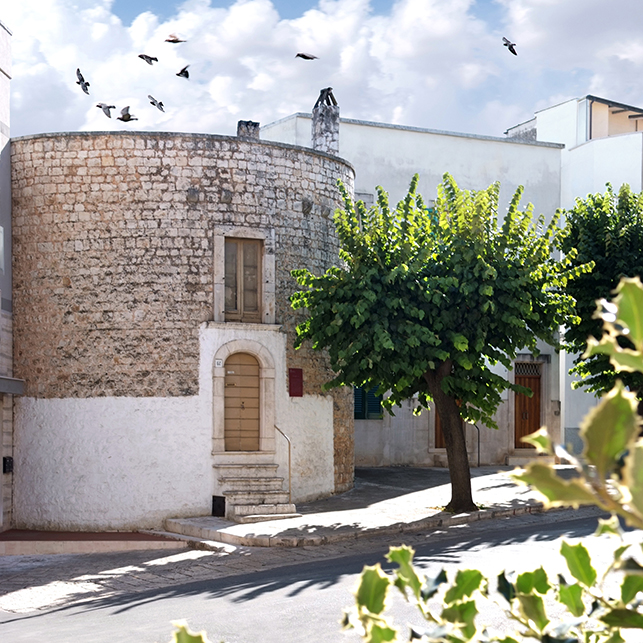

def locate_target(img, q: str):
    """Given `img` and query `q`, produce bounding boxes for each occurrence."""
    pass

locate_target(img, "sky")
[4,0,643,140]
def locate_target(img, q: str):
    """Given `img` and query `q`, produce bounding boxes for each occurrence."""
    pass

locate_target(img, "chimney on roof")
[311,88,339,155]
[237,120,260,140]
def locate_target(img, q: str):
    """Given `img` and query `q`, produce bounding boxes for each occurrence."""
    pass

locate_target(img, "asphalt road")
[0,508,621,643]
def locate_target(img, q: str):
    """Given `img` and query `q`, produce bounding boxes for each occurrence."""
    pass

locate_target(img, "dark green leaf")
[601,608,643,628]
[621,575,643,604]
[558,582,585,617]
[355,565,391,615]
[497,571,516,603]
[444,569,483,604]
[560,542,597,587]
[517,593,550,631]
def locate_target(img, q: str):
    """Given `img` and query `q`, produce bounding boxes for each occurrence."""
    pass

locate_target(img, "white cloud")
[6,0,643,139]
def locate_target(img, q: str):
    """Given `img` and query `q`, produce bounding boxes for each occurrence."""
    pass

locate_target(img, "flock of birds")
[75,33,191,122]
[75,34,518,124]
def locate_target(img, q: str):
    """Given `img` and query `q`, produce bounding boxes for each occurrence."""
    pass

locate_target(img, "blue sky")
[5,0,643,140]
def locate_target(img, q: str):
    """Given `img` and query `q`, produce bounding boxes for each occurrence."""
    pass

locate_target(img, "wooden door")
[224,353,260,451]
[434,411,464,449]
[514,363,541,448]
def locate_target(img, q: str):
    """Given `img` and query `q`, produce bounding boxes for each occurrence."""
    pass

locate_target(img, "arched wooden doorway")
[224,352,260,451]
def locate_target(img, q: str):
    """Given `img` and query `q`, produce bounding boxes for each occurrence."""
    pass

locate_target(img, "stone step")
[214,463,279,477]
[225,490,291,506]
[228,503,298,517]
[234,513,302,524]
[219,476,285,492]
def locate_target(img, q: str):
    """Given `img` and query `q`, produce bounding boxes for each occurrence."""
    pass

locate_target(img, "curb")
[160,501,548,550]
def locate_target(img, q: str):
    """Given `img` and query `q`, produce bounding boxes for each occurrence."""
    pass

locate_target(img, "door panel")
[514,365,541,448]
[224,353,260,451]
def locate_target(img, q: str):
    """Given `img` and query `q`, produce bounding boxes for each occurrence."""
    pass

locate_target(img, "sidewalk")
[0,466,554,555]
[160,465,549,548]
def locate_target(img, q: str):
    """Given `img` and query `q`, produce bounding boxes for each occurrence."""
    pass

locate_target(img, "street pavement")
[0,465,604,617]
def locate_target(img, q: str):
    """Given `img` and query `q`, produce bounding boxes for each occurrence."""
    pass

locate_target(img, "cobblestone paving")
[0,506,604,615]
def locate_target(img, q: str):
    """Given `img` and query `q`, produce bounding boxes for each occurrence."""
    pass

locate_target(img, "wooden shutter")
[224,239,261,322]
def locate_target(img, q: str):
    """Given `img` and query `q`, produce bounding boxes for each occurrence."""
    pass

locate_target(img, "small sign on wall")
[215,359,223,368]
[289,368,303,397]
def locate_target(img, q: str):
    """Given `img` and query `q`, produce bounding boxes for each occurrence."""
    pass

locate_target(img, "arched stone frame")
[212,339,276,453]
[213,226,276,324]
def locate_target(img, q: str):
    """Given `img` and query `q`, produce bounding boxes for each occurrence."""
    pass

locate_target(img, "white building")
[263,95,641,469]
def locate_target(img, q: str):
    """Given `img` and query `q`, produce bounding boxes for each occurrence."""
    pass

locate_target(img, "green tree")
[561,184,643,404]
[291,174,588,513]
[343,277,643,643]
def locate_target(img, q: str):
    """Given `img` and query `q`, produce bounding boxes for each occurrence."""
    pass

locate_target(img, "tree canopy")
[561,183,643,400]
[291,174,589,512]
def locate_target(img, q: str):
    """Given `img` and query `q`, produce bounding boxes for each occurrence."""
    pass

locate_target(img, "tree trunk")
[424,363,478,513]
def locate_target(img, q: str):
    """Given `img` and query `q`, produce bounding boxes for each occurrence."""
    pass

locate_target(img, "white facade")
[14,323,334,530]
[264,96,643,467]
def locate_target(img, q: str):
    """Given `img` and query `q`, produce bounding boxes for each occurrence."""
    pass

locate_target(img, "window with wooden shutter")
[354,386,383,419]
[224,238,262,323]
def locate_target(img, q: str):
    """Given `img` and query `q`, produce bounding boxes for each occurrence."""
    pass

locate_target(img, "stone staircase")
[217,463,299,523]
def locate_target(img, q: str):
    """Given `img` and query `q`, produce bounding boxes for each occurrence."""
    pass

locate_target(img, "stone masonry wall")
[11,132,355,491]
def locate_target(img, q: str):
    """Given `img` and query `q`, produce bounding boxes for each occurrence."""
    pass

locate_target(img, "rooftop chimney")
[311,88,339,155]
[237,120,260,140]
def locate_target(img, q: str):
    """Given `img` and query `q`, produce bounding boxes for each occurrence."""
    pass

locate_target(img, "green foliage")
[344,277,643,642]
[169,621,211,643]
[561,184,643,398]
[291,173,587,429]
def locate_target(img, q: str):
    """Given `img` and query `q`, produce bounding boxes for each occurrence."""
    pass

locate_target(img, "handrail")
[275,426,292,504]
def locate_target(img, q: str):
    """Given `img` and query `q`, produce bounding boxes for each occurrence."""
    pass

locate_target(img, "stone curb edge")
[154,501,552,550]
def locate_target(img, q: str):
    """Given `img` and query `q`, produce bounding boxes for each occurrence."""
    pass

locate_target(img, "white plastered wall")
[13,322,335,530]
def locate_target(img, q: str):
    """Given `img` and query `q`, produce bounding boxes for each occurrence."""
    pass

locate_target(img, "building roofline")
[263,112,564,149]
[10,129,355,174]
[585,94,643,114]
[0,19,12,36]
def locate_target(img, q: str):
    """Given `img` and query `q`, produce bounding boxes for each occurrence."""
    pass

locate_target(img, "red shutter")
[289,368,303,397]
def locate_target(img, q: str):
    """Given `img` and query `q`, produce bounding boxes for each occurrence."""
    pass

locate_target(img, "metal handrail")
[275,426,292,504]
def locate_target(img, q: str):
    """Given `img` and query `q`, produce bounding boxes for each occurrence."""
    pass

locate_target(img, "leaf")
[517,593,550,632]
[171,621,211,643]
[621,575,643,604]
[497,571,516,603]
[387,545,422,600]
[441,600,478,639]
[601,608,643,628]
[594,515,623,537]
[516,568,550,595]
[356,565,391,615]
[520,427,553,454]
[558,582,585,617]
[622,442,643,520]
[365,622,398,643]
[444,569,484,604]
[512,464,599,508]
[421,569,448,601]
[580,381,639,480]
[614,277,643,346]
[560,542,597,587]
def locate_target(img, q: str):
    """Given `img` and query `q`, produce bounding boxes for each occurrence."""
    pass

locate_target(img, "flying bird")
[502,37,517,56]
[148,95,165,112]
[116,106,138,122]
[138,54,158,65]
[76,68,90,94]
[165,34,186,43]
[96,103,116,118]
[176,65,190,79]
[295,52,318,60]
